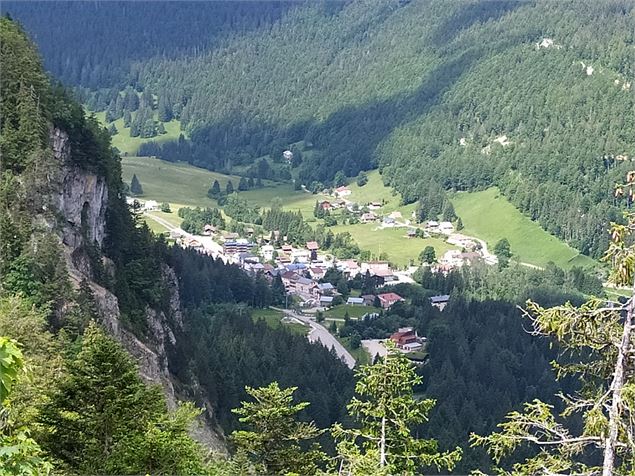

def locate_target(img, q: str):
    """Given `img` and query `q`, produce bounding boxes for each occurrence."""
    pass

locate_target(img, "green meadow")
[93,111,182,156]
[452,188,597,269]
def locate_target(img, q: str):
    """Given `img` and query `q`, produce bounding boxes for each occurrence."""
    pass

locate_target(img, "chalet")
[407,228,417,238]
[319,295,334,307]
[306,241,319,260]
[245,227,255,236]
[360,212,377,223]
[368,202,382,210]
[281,244,293,253]
[317,282,335,296]
[283,150,293,162]
[203,224,217,236]
[223,232,240,241]
[337,260,360,279]
[438,221,454,234]
[319,201,332,211]
[183,237,203,250]
[430,294,450,311]
[361,261,390,276]
[373,268,397,284]
[376,292,404,309]
[281,271,301,292]
[390,327,423,351]
[426,220,439,231]
[361,294,377,306]
[335,186,352,197]
[346,297,365,306]
[383,216,396,226]
[296,277,317,296]
[306,241,319,251]
[309,267,326,280]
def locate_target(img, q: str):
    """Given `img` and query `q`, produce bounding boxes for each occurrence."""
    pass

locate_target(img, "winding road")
[279,309,356,369]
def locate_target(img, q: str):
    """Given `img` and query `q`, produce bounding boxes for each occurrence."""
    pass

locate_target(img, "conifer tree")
[130,174,143,195]
[226,179,234,195]
[230,382,325,475]
[39,322,206,475]
[332,343,462,475]
[208,179,221,199]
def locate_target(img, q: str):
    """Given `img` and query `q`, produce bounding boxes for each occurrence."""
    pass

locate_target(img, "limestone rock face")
[50,128,225,452]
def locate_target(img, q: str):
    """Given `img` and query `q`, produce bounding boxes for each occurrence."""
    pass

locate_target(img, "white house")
[261,244,275,262]
[438,221,454,235]
[283,150,293,162]
[143,200,159,211]
[335,186,352,197]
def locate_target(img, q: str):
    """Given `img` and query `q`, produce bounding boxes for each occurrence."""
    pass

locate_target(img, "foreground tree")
[39,322,206,475]
[332,343,461,475]
[472,174,635,475]
[0,336,52,475]
[230,382,326,475]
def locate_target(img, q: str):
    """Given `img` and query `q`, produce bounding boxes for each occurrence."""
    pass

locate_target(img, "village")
[132,184,497,363]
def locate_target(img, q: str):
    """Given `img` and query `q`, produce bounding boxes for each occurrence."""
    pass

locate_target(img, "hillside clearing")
[93,111,183,156]
[452,188,597,269]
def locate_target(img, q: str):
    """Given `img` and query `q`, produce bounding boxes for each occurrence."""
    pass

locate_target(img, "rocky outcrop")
[50,127,225,452]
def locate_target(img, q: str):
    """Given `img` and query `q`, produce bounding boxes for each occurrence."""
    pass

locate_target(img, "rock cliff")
[50,128,225,452]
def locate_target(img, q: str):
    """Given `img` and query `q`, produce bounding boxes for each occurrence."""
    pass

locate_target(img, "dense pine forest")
[8,0,634,258]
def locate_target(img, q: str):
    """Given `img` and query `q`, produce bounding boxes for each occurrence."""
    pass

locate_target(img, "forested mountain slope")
[8,0,634,258]
[0,17,354,472]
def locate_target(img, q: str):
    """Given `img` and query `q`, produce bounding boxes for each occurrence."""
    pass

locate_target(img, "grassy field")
[452,188,597,269]
[251,308,308,335]
[324,304,373,320]
[93,111,182,156]
[330,223,454,267]
[121,156,240,208]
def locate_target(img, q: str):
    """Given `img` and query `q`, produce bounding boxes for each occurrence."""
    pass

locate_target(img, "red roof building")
[390,327,423,351]
[306,241,319,251]
[376,292,404,309]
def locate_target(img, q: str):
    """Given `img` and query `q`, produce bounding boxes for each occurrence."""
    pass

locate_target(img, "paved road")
[280,309,356,369]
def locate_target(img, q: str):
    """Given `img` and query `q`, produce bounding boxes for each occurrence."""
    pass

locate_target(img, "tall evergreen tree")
[39,323,206,475]
[230,382,325,475]
[130,174,143,195]
[225,180,234,195]
[333,343,462,475]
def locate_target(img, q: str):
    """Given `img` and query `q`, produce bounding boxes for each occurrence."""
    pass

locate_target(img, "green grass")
[330,223,455,267]
[337,336,371,365]
[324,304,373,320]
[251,308,308,335]
[121,156,240,208]
[93,111,182,156]
[241,182,318,216]
[452,188,597,269]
